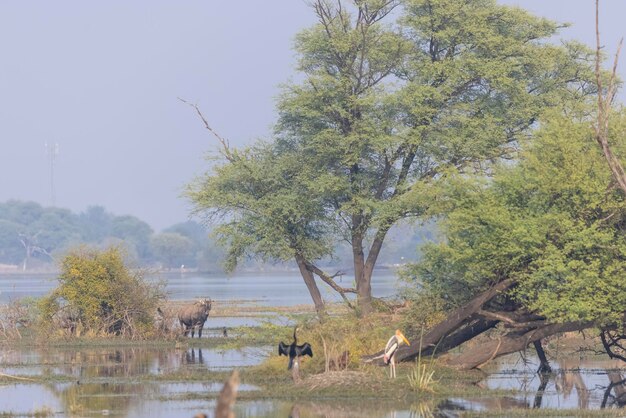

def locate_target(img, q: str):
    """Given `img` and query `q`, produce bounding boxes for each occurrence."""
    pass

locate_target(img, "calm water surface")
[3,273,626,416]
[2,345,626,417]
[0,271,401,305]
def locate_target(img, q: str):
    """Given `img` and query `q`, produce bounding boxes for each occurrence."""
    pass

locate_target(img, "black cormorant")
[278,326,313,369]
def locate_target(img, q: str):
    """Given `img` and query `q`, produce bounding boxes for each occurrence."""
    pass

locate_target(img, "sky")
[0,1,623,231]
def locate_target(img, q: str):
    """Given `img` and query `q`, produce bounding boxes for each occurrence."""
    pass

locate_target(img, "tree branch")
[594,0,626,195]
[179,97,236,162]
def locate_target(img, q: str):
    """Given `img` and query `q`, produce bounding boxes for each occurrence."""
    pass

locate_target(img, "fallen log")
[363,278,514,364]
[447,321,593,369]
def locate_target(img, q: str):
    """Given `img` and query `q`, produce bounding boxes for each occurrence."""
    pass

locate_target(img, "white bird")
[384,329,411,378]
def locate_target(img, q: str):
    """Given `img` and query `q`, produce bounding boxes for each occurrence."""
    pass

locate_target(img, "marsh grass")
[408,360,437,392]
[32,407,53,418]
[408,329,438,392]
[1,301,607,416]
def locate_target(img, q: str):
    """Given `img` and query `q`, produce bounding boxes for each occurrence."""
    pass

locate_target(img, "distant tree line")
[0,200,224,271]
[0,200,431,273]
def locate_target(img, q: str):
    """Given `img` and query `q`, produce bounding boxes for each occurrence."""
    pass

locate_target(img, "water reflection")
[6,345,626,416]
[0,345,269,417]
[183,347,205,365]
[602,371,626,408]
[53,381,146,416]
[1,345,270,378]
[233,400,438,418]
[480,353,626,411]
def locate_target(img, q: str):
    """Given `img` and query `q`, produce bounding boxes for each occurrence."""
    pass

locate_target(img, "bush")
[0,297,38,340]
[39,246,164,338]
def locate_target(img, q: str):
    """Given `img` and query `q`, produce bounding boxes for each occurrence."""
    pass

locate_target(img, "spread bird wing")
[298,342,313,358]
[278,341,289,356]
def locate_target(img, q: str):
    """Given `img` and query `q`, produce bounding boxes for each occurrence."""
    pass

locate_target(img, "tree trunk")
[356,277,372,316]
[295,254,326,316]
[423,317,499,357]
[447,321,591,370]
[352,229,371,315]
[534,340,552,374]
[358,228,391,317]
[364,316,499,366]
[364,279,515,364]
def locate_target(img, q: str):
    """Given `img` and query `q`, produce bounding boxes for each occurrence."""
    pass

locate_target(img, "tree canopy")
[412,112,626,321]
[188,0,594,315]
[385,110,626,368]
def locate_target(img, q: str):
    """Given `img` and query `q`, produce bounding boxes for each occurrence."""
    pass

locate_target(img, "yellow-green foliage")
[258,314,401,375]
[39,246,164,338]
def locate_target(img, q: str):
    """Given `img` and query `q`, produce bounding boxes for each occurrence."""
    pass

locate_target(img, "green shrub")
[39,246,164,338]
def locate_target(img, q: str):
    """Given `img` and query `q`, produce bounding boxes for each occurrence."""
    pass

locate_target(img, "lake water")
[3,272,626,416]
[2,345,626,417]
[0,270,402,305]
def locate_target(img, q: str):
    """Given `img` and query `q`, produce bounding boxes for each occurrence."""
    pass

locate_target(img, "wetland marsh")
[2,273,626,417]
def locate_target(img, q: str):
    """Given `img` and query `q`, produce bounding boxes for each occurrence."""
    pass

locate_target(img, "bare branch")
[303,259,357,309]
[601,329,626,363]
[594,0,626,195]
[477,309,546,329]
[178,97,236,162]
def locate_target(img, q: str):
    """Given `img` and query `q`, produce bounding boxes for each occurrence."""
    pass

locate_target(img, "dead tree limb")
[178,97,237,162]
[303,259,357,310]
[594,0,626,195]
[447,321,592,370]
[215,369,240,418]
[363,278,515,364]
[0,372,38,382]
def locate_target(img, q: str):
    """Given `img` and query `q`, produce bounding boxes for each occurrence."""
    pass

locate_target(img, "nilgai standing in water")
[178,298,212,338]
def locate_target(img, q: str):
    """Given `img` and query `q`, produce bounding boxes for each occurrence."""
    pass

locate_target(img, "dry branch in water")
[0,371,37,382]
[215,369,240,418]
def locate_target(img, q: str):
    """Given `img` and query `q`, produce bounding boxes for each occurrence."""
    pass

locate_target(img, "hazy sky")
[0,1,623,230]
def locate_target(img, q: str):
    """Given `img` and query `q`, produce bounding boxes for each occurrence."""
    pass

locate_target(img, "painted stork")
[278,326,313,369]
[384,329,410,378]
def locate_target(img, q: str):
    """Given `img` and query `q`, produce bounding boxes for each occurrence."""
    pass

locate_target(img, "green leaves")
[412,112,626,324]
[188,1,596,309]
[187,142,333,271]
[41,246,164,337]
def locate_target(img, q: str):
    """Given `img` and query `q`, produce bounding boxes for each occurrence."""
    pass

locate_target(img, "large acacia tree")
[188,0,593,315]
